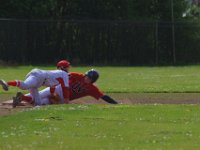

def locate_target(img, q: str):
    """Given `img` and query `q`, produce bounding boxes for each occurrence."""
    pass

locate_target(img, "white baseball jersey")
[25,69,69,88]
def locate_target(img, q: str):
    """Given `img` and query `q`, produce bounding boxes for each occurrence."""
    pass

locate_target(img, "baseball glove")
[48,94,61,104]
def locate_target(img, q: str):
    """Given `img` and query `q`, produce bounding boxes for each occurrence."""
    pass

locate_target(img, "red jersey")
[69,72,104,100]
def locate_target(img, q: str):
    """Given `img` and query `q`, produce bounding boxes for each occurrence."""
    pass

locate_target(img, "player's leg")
[29,88,41,106]
[0,75,39,91]
[1,79,27,91]
[12,87,50,107]
[22,87,51,105]
[40,98,50,105]
[1,79,32,91]
[55,85,65,104]
[19,75,39,90]
[39,87,51,98]
[38,87,52,105]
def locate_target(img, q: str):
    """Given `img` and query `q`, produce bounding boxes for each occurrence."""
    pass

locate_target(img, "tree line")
[0,0,188,21]
[0,0,200,65]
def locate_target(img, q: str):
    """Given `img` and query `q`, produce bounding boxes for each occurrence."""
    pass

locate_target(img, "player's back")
[44,70,69,87]
[26,68,69,87]
[69,72,84,83]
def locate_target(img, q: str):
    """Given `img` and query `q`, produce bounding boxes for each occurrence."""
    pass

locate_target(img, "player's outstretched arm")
[101,95,118,104]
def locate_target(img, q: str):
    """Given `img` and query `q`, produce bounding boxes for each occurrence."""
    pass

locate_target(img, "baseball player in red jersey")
[69,70,104,101]
[11,69,118,106]
[0,60,71,107]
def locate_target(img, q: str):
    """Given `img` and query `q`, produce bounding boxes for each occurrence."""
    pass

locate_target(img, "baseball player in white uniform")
[0,60,70,107]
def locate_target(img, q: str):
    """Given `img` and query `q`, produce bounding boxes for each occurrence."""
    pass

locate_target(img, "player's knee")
[19,84,29,90]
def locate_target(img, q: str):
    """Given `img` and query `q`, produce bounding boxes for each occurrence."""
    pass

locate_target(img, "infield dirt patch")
[1,93,200,116]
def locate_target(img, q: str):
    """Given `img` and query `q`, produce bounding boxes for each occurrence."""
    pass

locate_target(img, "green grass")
[1,65,200,93]
[1,66,200,149]
[97,66,200,93]
[0,104,200,149]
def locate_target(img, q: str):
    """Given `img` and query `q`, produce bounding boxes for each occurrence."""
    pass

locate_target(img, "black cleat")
[0,80,8,91]
[12,92,23,108]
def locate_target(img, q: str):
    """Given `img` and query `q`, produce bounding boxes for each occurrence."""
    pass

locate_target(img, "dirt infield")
[1,93,200,116]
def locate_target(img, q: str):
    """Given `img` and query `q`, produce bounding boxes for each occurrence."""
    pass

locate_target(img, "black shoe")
[12,92,22,108]
[0,80,8,91]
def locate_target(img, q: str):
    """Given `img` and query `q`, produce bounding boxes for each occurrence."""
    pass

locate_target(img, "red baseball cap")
[57,60,70,67]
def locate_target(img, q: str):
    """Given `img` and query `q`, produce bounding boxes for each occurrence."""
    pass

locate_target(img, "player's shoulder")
[88,83,101,93]
[69,72,84,77]
[49,69,68,75]
[90,83,99,89]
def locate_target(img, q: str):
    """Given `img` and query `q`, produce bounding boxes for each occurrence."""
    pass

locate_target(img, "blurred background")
[0,0,200,66]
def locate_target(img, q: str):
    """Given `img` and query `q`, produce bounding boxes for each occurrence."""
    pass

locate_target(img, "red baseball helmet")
[57,60,70,68]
